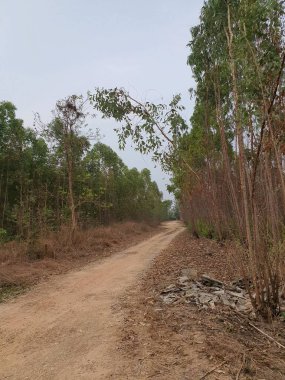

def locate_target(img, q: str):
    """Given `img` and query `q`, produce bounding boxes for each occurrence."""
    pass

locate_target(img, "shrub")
[0,229,8,244]
[187,220,217,239]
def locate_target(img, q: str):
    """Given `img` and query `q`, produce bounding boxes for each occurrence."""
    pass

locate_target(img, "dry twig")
[199,360,227,380]
[236,352,246,380]
[248,322,285,350]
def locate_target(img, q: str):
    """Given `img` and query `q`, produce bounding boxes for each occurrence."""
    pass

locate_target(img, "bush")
[0,229,8,244]
[187,220,217,239]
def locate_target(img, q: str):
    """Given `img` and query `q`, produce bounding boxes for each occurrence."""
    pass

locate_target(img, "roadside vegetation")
[1,1,285,378]
[91,0,285,320]
[121,231,285,379]
[0,97,174,294]
[0,97,171,242]
[0,221,160,296]
[1,0,284,322]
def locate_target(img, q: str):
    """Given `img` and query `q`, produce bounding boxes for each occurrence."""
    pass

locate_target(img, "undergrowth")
[187,220,217,239]
[0,284,27,303]
[0,221,157,289]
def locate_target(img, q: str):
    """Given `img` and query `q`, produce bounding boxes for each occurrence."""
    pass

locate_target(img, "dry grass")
[0,222,158,290]
[120,230,285,379]
[42,221,153,258]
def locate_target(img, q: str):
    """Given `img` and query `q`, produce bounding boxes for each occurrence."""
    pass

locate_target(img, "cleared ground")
[0,221,184,380]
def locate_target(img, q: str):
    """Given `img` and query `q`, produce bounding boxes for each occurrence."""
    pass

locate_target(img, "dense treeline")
[90,0,285,319]
[175,0,285,319]
[0,98,171,241]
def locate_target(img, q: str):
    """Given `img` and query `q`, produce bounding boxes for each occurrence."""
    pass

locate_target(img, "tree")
[185,0,285,318]
[0,96,169,244]
[88,0,285,318]
[0,101,27,236]
[83,142,127,223]
[46,95,89,235]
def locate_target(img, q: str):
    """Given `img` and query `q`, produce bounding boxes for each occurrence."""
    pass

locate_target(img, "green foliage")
[182,0,285,318]
[168,201,180,220]
[187,220,216,240]
[0,228,8,243]
[0,284,26,303]
[0,99,168,239]
[89,88,188,163]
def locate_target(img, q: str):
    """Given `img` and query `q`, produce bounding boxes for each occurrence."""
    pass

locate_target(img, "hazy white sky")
[1,0,204,198]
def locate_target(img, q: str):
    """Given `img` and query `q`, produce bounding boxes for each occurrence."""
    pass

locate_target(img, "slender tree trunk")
[66,150,77,235]
[268,119,285,211]
[1,163,9,228]
[63,126,77,237]
[213,77,242,235]
[226,4,253,253]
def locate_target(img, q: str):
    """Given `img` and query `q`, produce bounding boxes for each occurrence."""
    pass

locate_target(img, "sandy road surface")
[0,221,184,380]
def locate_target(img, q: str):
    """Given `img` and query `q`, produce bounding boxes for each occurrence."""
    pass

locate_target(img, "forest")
[91,0,285,320]
[0,98,172,242]
[1,1,285,378]
[1,0,285,322]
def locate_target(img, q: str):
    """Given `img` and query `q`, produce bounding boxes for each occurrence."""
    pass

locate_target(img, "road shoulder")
[119,230,285,379]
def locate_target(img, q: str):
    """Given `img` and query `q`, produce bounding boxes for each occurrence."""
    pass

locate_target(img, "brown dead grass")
[120,230,285,380]
[0,222,160,289]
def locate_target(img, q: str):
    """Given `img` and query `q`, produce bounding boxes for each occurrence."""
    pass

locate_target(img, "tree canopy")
[0,99,172,241]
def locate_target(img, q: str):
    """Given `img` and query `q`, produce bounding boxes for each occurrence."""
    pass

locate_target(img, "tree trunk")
[226,4,253,253]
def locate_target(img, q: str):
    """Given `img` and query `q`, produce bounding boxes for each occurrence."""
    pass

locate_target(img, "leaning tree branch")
[126,93,174,145]
[126,93,200,180]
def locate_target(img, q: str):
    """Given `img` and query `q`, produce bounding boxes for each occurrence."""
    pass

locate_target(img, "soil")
[1,222,284,379]
[0,221,183,379]
[120,230,285,379]
[0,222,162,301]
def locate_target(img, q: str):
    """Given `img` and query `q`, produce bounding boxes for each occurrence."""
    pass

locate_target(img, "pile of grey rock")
[160,269,253,314]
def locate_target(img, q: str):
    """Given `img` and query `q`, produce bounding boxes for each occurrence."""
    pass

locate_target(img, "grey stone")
[160,274,256,314]
[198,292,214,304]
[201,274,224,288]
[185,289,198,298]
[178,276,190,285]
[161,293,179,304]
[227,290,247,300]
[236,300,252,313]
[212,289,225,295]
[161,285,180,294]
[219,294,234,307]
[190,283,200,291]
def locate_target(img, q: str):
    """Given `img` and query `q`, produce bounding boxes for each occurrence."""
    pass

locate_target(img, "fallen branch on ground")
[248,322,285,350]
[199,360,227,380]
[236,352,246,380]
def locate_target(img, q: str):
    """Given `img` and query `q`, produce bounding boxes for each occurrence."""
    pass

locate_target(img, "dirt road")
[0,221,184,380]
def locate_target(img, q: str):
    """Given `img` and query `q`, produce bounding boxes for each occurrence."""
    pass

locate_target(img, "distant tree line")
[0,98,171,241]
